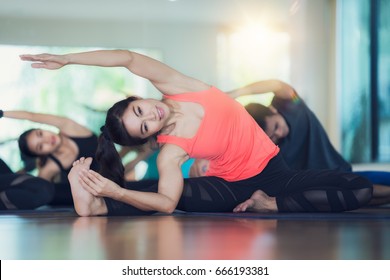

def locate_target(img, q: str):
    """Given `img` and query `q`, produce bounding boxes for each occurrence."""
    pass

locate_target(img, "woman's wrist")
[115,186,125,200]
[63,54,72,65]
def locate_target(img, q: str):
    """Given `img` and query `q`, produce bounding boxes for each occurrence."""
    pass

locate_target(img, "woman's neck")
[161,99,183,134]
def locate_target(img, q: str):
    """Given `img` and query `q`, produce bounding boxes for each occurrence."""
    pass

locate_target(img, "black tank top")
[49,134,99,183]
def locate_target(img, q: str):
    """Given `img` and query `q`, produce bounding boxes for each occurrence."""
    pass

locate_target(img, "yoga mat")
[0,206,76,216]
[176,206,390,220]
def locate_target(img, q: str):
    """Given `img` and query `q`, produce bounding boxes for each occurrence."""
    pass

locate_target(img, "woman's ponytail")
[96,127,125,187]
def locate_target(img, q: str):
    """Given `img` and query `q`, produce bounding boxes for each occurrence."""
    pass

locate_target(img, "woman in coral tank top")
[20,50,372,216]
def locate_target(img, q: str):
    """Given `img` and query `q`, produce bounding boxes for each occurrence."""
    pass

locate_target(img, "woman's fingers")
[79,177,98,196]
[80,170,98,186]
[31,63,48,68]
[87,169,104,183]
[20,54,47,61]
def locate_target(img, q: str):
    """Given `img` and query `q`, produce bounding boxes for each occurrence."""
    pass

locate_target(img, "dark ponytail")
[95,131,126,187]
[96,97,148,186]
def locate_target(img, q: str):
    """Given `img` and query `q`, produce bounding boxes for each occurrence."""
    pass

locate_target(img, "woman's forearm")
[20,50,133,70]
[65,50,132,68]
[3,110,33,121]
[228,79,294,99]
[115,161,183,213]
[3,110,67,128]
[115,188,178,214]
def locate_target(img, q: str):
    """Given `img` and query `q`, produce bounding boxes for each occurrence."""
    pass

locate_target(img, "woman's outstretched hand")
[20,53,68,70]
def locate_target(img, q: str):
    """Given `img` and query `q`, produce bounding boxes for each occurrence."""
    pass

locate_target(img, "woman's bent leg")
[230,154,373,213]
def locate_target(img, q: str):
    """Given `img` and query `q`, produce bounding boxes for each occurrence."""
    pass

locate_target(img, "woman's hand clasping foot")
[68,157,108,217]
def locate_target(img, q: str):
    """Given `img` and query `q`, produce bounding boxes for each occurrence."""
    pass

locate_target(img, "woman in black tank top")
[1,110,98,205]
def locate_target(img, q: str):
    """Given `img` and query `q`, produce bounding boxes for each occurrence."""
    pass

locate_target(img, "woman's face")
[26,129,62,155]
[122,98,170,139]
[263,114,289,144]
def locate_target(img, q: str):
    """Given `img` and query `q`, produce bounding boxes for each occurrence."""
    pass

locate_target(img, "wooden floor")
[1,207,390,260]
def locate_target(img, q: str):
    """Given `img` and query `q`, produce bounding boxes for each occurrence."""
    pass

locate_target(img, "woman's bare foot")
[68,157,108,216]
[233,190,278,213]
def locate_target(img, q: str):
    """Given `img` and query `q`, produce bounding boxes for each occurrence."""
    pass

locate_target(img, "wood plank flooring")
[1,207,390,260]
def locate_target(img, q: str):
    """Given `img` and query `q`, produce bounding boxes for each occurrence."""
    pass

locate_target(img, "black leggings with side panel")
[104,154,373,216]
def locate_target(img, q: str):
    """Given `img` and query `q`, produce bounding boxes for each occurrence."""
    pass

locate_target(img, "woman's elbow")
[159,201,177,214]
[160,209,175,214]
[121,50,135,69]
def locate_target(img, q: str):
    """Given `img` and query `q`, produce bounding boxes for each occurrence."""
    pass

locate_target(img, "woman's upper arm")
[156,145,188,203]
[126,52,209,95]
[27,112,81,132]
[60,118,92,137]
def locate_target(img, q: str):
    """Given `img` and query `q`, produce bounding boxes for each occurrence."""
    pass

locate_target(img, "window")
[217,23,290,106]
[339,0,390,163]
[377,0,390,161]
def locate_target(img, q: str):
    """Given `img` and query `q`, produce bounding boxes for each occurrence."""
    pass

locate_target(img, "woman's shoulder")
[59,130,94,139]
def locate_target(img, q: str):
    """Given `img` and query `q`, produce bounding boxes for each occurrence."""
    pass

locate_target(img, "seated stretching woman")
[20,50,373,216]
[1,110,98,205]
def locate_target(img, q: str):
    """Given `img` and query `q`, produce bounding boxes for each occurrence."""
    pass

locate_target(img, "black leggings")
[0,158,55,210]
[0,158,74,209]
[104,154,373,216]
[0,173,55,210]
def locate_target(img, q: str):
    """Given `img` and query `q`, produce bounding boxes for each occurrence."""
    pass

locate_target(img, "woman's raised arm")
[2,110,91,136]
[227,79,296,100]
[20,50,208,95]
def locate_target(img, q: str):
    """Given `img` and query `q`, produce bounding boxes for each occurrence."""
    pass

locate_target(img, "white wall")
[287,0,339,146]
[0,17,219,85]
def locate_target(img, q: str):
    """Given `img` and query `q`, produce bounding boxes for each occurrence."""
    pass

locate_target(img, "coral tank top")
[157,86,279,181]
